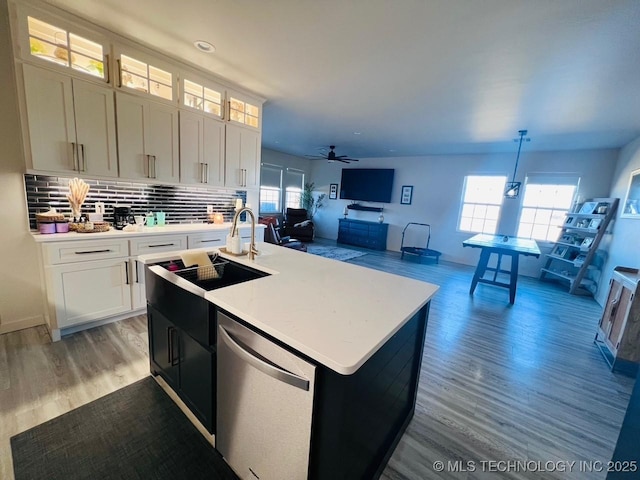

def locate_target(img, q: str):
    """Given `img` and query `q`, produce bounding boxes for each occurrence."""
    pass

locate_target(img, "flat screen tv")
[340,168,395,203]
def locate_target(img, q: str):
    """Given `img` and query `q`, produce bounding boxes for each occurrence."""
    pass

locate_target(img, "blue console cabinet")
[338,219,388,251]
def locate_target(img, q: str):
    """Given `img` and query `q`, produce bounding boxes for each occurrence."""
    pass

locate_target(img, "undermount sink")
[161,255,270,291]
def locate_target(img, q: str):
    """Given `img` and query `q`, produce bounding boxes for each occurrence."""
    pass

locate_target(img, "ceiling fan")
[306,145,359,163]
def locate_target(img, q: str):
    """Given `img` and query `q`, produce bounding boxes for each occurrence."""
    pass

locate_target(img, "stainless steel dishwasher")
[216,312,316,480]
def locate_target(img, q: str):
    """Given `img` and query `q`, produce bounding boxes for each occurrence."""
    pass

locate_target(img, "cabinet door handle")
[80,144,86,172]
[71,142,78,171]
[167,326,174,365]
[204,163,209,183]
[74,249,112,255]
[116,58,122,87]
[148,243,175,248]
[135,260,139,284]
[243,168,247,187]
[104,53,110,84]
[125,261,130,285]
[152,155,157,179]
[200,239,223,243]
[168,327,179,366]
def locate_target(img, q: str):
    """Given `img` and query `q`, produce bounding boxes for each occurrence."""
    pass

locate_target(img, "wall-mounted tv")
[340,168,395,203]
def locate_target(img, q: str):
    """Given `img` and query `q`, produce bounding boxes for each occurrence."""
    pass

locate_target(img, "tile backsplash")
[25,174,246,229]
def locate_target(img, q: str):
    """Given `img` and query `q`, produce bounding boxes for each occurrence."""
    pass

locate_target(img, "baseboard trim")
[55,309,146,341]
[0,314,44,334]
[153,374,215,447]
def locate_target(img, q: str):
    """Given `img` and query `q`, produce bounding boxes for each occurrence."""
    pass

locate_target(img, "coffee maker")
[114,206,133,230]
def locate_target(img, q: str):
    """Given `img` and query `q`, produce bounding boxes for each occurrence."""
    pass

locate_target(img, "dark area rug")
[11,376,238,480]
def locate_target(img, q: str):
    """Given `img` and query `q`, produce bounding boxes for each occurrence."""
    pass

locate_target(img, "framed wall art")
[329,183,338,200]
[400,185,413,205]
[622,168,640,218]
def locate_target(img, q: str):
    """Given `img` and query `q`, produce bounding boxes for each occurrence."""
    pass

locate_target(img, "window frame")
[516,176,580,244]
[458,175,507,235]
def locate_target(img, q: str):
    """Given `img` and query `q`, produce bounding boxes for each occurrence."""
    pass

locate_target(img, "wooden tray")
[218,247,248,256]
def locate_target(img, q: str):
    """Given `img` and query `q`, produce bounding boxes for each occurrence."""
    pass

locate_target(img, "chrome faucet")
[231,207,259,260]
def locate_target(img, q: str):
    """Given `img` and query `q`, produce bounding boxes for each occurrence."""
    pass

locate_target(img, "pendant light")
[504,129,530,199]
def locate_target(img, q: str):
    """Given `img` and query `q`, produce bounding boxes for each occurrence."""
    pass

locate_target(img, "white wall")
[597,136,640,305]
[310,149,618,277]
[0,0,46,333]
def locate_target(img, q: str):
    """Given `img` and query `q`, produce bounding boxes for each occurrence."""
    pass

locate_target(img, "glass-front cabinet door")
[226,89,261,130]
[14,4,109,82]
[182,77,224,119]
[115,46,176,103]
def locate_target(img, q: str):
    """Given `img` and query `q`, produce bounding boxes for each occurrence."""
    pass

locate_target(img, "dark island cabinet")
[338,219,388,250]
[148,304,215,433]
[308,304,429,479]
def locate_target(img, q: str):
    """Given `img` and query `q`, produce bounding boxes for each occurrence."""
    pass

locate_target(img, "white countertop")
[139,243,439,375]
[31,222,265,242]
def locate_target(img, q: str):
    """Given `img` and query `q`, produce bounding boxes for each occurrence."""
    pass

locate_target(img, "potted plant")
[301,182,326,219]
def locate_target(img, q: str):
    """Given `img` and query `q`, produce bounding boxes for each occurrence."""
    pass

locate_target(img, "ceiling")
[44,0,640,159]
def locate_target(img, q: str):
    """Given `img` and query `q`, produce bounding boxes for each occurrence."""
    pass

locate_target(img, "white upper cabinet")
[15,5,110,83]
[116,92,179,183]
[23,63,117,176]
[225,124,261,188]
[179,75,262,188]
[179,111,225,186]
[13,2,265,187]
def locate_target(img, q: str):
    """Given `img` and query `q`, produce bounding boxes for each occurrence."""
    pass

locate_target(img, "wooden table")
[463,234,541,304]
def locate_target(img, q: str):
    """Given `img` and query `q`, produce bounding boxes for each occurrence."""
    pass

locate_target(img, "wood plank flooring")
[0,242,635,479]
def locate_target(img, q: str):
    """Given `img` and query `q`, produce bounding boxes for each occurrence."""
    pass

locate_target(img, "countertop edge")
[31,223,265,242]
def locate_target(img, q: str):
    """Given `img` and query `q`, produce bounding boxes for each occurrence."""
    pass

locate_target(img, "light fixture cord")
[511,130,527,182]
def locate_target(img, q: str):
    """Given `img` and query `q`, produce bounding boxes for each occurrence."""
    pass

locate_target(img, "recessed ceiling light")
[193,40,215,53]
[353,132,361,135]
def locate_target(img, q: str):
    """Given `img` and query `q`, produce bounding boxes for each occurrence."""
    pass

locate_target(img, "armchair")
[282,208,315,242]
[260,216,307,251]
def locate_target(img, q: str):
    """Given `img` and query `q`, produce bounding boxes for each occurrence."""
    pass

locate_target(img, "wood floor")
[0,242,635,479]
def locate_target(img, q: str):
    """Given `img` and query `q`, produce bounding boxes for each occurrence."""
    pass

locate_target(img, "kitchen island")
[139,242,438,480]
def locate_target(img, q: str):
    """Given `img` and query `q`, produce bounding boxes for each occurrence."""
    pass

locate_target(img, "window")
[259,187,280,213]
[259,164,304,214]
[27,16,105,79]
[259,165,282,214]
[459,176,506,234]
[183,79,223,116]
[285,188,302,209]
[517,177,578,242]
[120,54,173,101]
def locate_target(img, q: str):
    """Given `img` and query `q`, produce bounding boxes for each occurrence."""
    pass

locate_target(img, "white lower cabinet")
[130,235,188,309]
[39,229,263,340]
[130,258,146,310]
[187,231,226,249]
[47,258,132,328]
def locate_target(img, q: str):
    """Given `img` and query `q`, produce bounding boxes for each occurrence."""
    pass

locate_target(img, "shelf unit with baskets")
[540,197,619,296]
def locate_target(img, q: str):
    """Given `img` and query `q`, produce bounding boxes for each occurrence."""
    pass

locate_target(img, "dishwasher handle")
[218,326,310,391]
